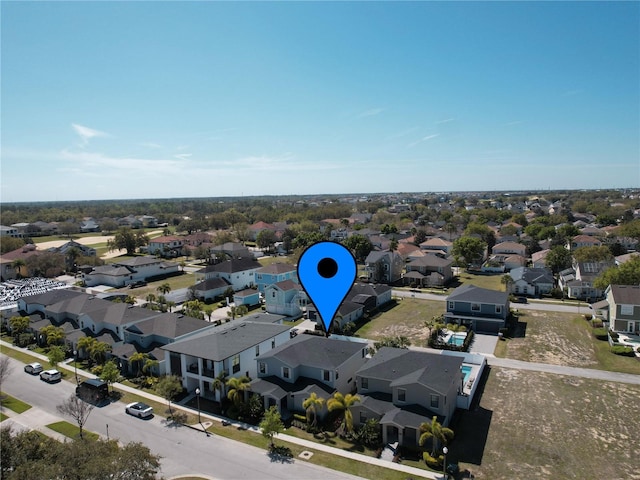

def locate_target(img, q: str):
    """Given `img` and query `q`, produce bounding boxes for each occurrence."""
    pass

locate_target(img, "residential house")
[147,236,184,257]
[83,256,180,288]
[404,254,454,287]
[264,280,308,317]
[492,241,526,257]
[568,235,602,251]
[248,221,277,241]
[531,249,550,269]
[364,251,403,284]
[79,219,100,233]
[196,258,262,292]
[560,260,614,301]
[193,278,232,302]
[445,284,510,334]
[52,240,97,257]
[0,244,41,280]
[0,225,21,238]
[250,335,369,416]
[210,242,253,260]
[508,267,555,297]
[118,215,143,229]
[483,253,527,273]
[345,283,393,312]
[233,288,261,307]
[604,285,640,334]
[162,319,292,401]
[353,348,463,446]
[419,237,453,256]
[255,263,297,293]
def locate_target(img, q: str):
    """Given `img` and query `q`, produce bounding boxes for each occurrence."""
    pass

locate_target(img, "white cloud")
[407,133,439,148]
[72,123,110,147]
[356,108,384,119]
[436,118,455,124]
[140,142,162,149]
[503,120,524,127]
[174,153,193,160]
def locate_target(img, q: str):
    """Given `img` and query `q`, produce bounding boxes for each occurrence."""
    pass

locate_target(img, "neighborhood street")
[1,356,365,480]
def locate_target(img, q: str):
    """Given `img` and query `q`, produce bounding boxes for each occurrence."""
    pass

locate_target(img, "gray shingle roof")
[21,289,85,308]
[125,312,212,339]
[161,321,291,361]
[199,258,262,274]
[256,263,296,274]
[256,334,365,370]
[447,284,509,304]
[357,347,463,394]
[609,285,640,305]
[194,278,231,291]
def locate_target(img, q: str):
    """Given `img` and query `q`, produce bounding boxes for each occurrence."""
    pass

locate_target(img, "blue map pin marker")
[298,241,357,337]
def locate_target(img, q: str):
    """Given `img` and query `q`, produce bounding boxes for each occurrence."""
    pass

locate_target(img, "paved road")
[392,289,587,314]
[486,356,640,385]
[1,356,365,480]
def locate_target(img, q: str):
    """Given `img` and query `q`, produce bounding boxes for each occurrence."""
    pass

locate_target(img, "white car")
[24,362,43,375]
[40,369,62,383]
[125,402,154,418]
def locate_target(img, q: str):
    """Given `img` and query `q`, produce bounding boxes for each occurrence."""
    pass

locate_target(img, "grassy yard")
[355,298,443,346]
[258,255,293,267]
[0,392,32,413]
[46,421,99,440]
[110,271,198,298]
[498,311,640,375]
[452,367,640,480]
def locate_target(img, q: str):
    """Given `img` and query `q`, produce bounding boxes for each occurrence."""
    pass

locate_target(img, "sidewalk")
[1,340,442,479]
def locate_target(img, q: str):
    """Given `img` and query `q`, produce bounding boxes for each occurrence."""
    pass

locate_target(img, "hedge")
[592,327,609,340]
[610,345,635,356]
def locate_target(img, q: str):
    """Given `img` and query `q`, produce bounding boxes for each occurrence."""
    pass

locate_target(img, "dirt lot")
[452,367,640,480]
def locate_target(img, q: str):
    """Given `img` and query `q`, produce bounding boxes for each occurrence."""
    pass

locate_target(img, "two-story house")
[364,251,404,284]
[445,284,509,334]
[83,256,180,288]
[353,347,463,447]
[419,237,453,256]
[508,267,555,297]
[250,335,369,416]
[195,258,262,292]
[605,285,640,334]
[264,280,308,317]
[255,263,298,293]
[162,317,291,402]
[404,254,453,287]
[568,235,602,251]
[147,236,184,257]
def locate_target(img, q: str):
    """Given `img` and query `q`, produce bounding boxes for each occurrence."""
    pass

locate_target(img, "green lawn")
[0,393,32,413]
[46,421,99,440]
[0,343,45,366]
[258,255,292,267]
[0,412,8,422]
[110,271,197,298]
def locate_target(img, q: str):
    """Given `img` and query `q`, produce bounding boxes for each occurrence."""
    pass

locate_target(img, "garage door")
[475,319,500,334]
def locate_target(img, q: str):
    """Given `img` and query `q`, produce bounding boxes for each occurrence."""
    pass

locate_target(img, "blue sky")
[2,1,638,202]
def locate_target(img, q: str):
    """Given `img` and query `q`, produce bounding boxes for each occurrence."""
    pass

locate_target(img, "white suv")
[40,369,62,383]
[24,363,43,375]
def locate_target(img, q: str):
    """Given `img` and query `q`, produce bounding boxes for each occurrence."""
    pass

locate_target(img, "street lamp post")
[195,387,201,424]
[73,350,78,385]
[442,446,449,480]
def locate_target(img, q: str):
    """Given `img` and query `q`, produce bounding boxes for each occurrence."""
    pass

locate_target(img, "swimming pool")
[461,365,472,384]
[447,333,467,346]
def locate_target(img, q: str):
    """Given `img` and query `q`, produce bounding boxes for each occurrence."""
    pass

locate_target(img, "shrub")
[293,413,307,422]
[423,452,443,469]
[591,319,603,328]
[610,345,635,356]
[592,327,609,340]
[584,314,593,321]
[608,330,619,342]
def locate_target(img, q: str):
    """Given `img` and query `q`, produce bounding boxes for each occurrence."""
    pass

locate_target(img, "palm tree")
[166,300,176,312]
[142,358,159,377]
[501,274,514,293]
[302,392,325,429]
[90,341,112,365]
[212,370,228,403]
[146,293,157,305]
[419,415,454,457]
[226,376,250,406]
[130,352,149,377]
[327,392,360,436]
[11,259,26,279]
[77,336,97,362]
[157,283,172,295]
[65,247,81,273]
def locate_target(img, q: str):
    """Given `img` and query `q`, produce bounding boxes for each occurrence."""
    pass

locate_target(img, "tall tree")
[226,376,251,406]
[56,395,95,439]
[40,325,65,346]
[260,406,284,447]
[595,256,640,290]
[155,375,183,417]
[212,370,228,403]
[545,245,573,274]
[47,346,66,367]
[501,274,514,293]
[327,392,360,436]
[452,236,487,268]
[156,283,172,295]
[342,234,373,262]
[302,392,325,429]
[10,259,26,279]
[419,415,454,457]
[100,360,120,393]
[0,356,12,391]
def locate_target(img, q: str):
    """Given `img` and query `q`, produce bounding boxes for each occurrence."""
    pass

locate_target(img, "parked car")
[76,378,109,404]
[24,362,43,375]
[125,402,154,418]
[513,296,528,304]
[40,369,62,383]
[128,280,147,289]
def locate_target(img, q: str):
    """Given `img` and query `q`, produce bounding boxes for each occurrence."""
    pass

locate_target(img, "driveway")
[469,334,499,355]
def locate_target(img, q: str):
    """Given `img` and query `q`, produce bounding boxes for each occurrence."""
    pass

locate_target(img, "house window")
[398,388,406,402]
[323,370,330,382]
[335,371,339,380]
[272,292,276,298]
[255,345,260,357]
[259,362,266,374]
[621,304,634,315]
[232,354,240,374]
[283,367,290,379]
[448,301,454,310]
[471,303,480,312]
[272,340,276,349]
[361,377,368,389]
[496,305,502,314]
[430,394,439,408]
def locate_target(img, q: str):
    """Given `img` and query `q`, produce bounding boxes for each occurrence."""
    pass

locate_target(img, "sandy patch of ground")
[36,235,115,250]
